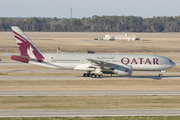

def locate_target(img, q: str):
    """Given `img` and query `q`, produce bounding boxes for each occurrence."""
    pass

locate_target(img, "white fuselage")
[29,53,176,71]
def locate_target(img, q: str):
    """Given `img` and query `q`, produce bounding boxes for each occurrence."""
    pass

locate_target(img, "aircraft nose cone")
[173,61,176,65]
[172,61,176,67]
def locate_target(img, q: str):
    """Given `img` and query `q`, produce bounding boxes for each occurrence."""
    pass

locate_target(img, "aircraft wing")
[86,58,132,76]
[87,58,115,67]
[86,58,120,73]
[74,58,116,71]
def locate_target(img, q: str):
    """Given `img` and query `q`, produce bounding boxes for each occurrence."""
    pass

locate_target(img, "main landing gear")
[83,73,91,77]
[83,73,103,78]
[91,74,103,78]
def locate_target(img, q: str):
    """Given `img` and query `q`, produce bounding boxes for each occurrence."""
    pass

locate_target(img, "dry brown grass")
[0,95,180,110]
[0,79,180,91]
[1,32,180,54]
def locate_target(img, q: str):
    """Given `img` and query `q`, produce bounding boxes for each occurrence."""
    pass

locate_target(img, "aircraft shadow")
[77,76,180,80]
[104,76,180,80]
[141,40,151,41]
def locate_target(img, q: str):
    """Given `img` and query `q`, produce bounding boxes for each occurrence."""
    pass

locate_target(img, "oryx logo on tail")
[12,26,44,62]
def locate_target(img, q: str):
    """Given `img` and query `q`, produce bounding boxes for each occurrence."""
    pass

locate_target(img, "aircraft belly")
[132,65,173,71]
[56,63,80,69]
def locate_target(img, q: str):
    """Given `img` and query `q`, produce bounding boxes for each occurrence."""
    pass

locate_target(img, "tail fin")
[12,26,44,62]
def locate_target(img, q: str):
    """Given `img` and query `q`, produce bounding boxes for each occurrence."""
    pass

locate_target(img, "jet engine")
[112,65,132,76]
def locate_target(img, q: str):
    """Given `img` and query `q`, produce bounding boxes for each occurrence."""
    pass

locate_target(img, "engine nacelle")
[112,65,132,76]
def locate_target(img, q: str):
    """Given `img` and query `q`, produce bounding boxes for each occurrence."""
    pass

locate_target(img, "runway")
[0,90,180,96]
[0,109,180,117]
[1,68,180,74]
[0,75,180,80]
[0,61,180,78]
[0,62,180,117]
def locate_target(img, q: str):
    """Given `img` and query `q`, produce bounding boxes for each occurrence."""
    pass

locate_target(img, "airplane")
[7,26,176,78]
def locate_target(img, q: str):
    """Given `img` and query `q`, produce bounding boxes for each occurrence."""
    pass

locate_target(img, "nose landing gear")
[159,70,165,78]
[159,74,162,78]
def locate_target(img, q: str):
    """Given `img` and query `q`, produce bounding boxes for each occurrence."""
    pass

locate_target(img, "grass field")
[1,32,180,54]
[0,79,180,91]
[0,96,180,110]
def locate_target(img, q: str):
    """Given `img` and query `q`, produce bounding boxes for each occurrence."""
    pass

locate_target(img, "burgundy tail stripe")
[13,31,27,41]
[15,35,26,43]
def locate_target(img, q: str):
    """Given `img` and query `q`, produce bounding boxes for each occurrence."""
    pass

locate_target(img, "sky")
[1,0,180,18]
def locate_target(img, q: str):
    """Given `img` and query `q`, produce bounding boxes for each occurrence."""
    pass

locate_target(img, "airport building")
[103,34,136,41]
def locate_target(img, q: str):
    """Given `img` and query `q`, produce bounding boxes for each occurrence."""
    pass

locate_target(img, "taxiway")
[0,90,180,96]
[0,75,180,80]
[0,109,180,117]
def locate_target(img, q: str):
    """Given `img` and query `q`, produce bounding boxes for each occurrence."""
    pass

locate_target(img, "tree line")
[1,15,180,32]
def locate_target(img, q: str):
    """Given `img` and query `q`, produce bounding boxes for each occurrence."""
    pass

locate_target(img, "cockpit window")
[169,59,172,62]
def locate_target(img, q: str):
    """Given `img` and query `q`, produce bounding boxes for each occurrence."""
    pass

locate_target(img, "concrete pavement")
[0,109,180,117]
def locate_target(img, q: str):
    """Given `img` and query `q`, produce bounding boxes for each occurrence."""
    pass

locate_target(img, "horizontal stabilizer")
[4,53,13,56]
[5,53,35,63]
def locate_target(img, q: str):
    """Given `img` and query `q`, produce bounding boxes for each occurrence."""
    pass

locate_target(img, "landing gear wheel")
[83,73,87,77]
[95,75,99,78]
[83,73,91,77]
[91,74,96,78]
[99,74,103,78]
[88,74,92,77]
[158,70,165,78]
[159,74,162,78]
